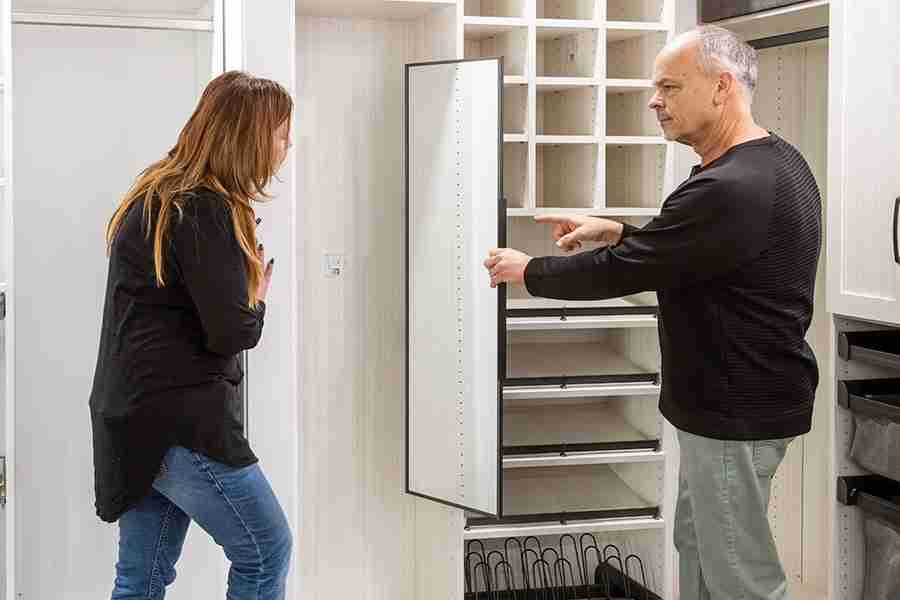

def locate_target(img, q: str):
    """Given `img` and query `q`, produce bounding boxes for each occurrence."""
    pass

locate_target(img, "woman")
[89,71,293,600]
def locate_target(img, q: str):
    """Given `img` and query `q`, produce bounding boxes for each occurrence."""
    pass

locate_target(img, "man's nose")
[648,91,663,110]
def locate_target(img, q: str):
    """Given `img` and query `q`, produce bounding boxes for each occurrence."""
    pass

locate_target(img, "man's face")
[648,39,721,145]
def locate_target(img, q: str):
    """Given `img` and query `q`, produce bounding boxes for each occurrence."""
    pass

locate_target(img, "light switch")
[324,253,345,278]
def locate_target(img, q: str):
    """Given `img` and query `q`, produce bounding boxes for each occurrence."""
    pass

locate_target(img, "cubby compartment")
[467,462,660,527]
[606,30,667,80]
[536,143,599,209]
[607,0,666,23]
[504,142,528,209]
[465,0,526,18]
[537,85,598,136]
[506,327,659,385]
[839,379,900,482]
[463,529,664,598]
[838,475,900,600]
[606,87,659,137]
[503,396,661,459]
[465,25,528,78]
[605,143,667,210]
[537,28,599,79]
[537,0,597,21]
[504,83,528,135]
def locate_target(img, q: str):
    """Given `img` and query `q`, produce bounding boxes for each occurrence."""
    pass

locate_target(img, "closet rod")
[13,12,212,32]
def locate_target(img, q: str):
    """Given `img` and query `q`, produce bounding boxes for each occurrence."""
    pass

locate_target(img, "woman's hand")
[534,214,625,251]
[256,243,274,301]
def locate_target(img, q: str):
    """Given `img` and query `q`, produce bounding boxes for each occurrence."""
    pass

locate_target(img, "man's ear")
[713,71,736,106]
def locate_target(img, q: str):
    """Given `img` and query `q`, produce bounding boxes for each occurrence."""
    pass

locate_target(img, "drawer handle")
[894,197,900,265]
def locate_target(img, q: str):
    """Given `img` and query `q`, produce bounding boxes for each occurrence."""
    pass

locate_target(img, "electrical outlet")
[324,253,345,278]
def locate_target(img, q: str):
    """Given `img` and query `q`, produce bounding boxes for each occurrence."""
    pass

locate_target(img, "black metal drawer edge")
[503,440,661,456]
[503,373,661,388]
[838,475,900,528]
[838,331,900,370]
[506,306,659,319]
[838,380,900,422]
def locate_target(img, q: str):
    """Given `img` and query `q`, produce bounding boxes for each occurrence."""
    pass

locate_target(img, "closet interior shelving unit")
[458,1,676,598]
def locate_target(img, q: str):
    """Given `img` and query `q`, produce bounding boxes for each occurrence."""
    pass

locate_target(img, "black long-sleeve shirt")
[525,134,821,440]
[89,188,263,522]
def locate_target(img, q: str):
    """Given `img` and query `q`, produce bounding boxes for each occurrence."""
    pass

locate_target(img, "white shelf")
[505,75,528,85]
[0,178,7,188]
[505,450,664,468]
[606,78,654,93]
[704,0,828,41]
[536,77,599,91]
[463,16,528,39]
[536,21,600,40]
[606,22,669,42]
[536,135,599,145]
[507,206,660,217]
[499,464,656,515]
[464,515,664,540]
[606,136,666,145]
[507,313,657,331]
[504,133,528,143]
[507,341,654,380]
[504,381,661,402]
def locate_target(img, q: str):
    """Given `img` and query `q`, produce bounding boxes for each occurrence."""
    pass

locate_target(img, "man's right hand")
[534,214,625,252]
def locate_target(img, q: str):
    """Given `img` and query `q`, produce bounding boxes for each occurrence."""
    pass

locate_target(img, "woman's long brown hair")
[105,71,293,308]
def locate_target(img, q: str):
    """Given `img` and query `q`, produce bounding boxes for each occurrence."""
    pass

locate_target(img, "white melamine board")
[504,385,660,405]
[537,0,597,20]
[605,143,666,209]
[507,329,659,379]
[606,30,667,79]
[504,83,527,133]
[710,1,827,42]
[504,141,528,208]
[507,314,657,331]
[536,143,599,208]
[464,0,524,18]
[607,88,658,137]
[13,23,221,599]
[504,399,660,446]
[408,58,500,515]
[606,0,665,23]
[464,26,528,77]
[407,3,457,62]
[752,38,830,589]
[507,342,650,379]
[14,0,210,17]
[537,29,598,78]
[296,0,456,20]
[502,463,658,515]
[296,16,471,600]
[537,86,598,136]
[464,515,664,539]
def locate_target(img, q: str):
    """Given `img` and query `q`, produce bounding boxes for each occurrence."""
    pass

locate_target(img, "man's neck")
[694,114,769,167]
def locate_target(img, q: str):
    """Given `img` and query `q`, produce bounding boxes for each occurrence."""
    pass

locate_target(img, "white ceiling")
[13,0,211,18]
[296,0,454,21]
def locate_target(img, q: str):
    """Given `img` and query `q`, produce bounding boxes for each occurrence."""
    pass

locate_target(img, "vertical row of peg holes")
[455,65,466,501]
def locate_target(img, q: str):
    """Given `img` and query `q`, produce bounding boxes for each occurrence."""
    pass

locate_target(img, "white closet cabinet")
[826,0,900,326]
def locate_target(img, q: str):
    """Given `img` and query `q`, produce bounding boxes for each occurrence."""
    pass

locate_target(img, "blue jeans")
[675,429,794,600]
[111,446,292,600]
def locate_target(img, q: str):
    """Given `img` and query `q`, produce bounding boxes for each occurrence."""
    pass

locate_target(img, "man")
[484,25,820,600]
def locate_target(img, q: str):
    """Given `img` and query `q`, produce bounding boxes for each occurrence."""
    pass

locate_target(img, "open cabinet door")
[1,0,11,596]
[406,57,505,518]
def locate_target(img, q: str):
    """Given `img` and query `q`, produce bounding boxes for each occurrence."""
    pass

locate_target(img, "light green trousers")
[675,428,794,600]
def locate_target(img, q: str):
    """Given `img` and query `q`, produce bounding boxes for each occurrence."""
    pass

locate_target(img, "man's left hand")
[484,248,532,288]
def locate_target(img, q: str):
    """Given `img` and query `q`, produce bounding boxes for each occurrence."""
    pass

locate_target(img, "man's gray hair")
[695,25,759,100]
